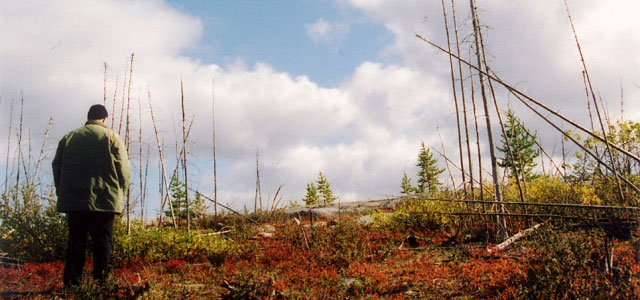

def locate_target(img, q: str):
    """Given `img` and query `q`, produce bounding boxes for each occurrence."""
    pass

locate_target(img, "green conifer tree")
[165,173,186,219]
[400,171,415,195]
[317,171,337,205]
[416,141,444,195]
[497,110,539,180]
[303,182,319,206]
[165,173,206,219]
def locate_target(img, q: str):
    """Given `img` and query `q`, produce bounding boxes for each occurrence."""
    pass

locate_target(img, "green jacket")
[53,120,130,213]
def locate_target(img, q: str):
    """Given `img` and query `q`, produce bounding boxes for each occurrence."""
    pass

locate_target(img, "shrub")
[0,186,67,262]
[371,197,459,232]
[503,176,602,205]
[517,228,639,299]
[113,223,232,265]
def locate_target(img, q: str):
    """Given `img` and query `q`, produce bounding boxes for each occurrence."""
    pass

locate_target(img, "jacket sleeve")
[112,135,131,197]
[52,137,66,195]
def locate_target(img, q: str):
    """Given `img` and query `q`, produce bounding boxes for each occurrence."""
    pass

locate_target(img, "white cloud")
[305,18,350,43]
[306,19,332,41]
[1,0,639,215]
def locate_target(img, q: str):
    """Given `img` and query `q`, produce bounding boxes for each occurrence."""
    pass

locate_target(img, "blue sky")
[1,0,640,217]
[165,0,395,87]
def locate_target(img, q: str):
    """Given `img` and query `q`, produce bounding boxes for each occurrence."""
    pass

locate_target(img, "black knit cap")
[87,104,109,120]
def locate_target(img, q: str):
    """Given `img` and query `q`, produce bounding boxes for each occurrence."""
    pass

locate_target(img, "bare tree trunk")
[620,82,624,122]
[180,79,190,231]
[111,73,119,128]
[468,55,484,203]
[564,0,624,204]
[103,62,108,106]
[15,95,24,206]
[582,72,596,134]
[158,158,162,221]
[163,117,195,222]
[118,58,128,136]
[125,53,134,234]
[138,90,144,223]
[148,88,177,228]
[599,95,612,129]
[255,149,262,212]
[484,68,528,223]
[488,222,546,254]
[451,0,474,200]
[142,145,150,222]
[603,237,615,273]
[469,0,506,235]
[440,0,466,199]
[27,129,32,186]
[31,117,53,186]
[4,99,13,202]
[211,78,218,216]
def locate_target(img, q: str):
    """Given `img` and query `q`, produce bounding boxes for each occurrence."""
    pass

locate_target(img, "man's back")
[53,120,129,213]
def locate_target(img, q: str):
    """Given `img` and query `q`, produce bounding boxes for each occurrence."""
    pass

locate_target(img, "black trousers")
[63,211,115,286]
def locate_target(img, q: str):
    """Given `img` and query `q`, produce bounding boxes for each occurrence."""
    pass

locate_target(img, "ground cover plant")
[2,198,640,299]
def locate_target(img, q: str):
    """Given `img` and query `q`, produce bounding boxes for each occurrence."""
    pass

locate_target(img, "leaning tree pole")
[469,0,506,233]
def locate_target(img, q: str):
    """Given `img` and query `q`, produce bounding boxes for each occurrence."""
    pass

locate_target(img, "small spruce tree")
[165,173,206,219]
[400,171,415,195]
[165,173,186,219]
[497,110,539,180]
[317,171,337,205]
[303,171,338,206]
[303,182,319,206]
[416,141,444,195]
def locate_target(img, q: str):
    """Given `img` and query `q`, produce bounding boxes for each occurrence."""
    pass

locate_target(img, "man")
[52,104,130,287]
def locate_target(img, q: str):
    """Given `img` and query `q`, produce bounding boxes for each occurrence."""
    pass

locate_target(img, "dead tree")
[469,0,507,234]
[211,78,218,216]
[564,0,625,204]
[125,53,134,234]
[180,79,190,231]
[451,0,475,200]
[255,149,262,212]
[441,0,466,199]
[148,88,177,228]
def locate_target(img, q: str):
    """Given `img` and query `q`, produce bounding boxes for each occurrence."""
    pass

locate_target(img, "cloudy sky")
[1,0,639,217]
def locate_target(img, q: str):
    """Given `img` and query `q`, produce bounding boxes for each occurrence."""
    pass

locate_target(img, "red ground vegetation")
[1,221,639,299]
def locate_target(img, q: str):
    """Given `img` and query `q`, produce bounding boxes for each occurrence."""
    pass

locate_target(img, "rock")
[341,278,360,288]
[284,198,403,219]
[358,215,372,225]
[255,232,274,239]
[313,207,340,218]
[285,207,323,219]
[257,224,276,233]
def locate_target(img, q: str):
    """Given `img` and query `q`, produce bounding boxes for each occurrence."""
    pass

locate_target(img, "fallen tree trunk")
[488,222,546,254]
